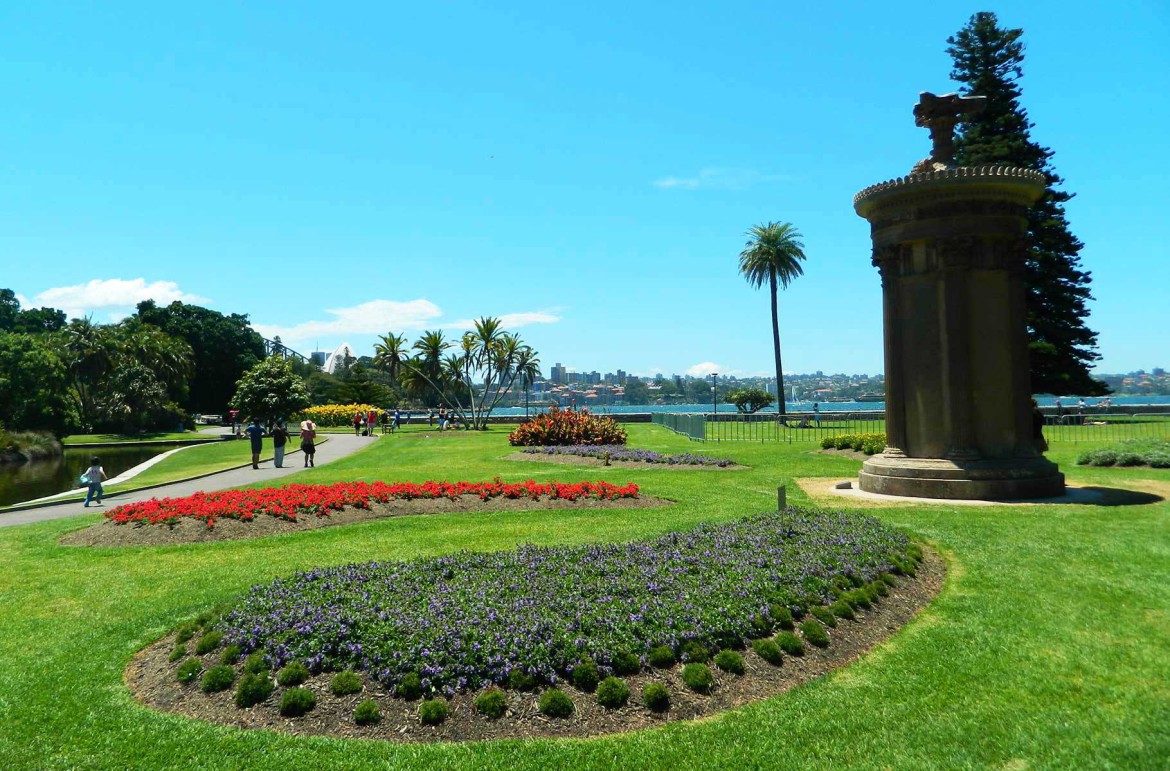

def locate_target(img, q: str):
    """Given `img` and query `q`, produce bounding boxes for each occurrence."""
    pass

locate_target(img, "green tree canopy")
[230,356,311,425]
[0,333,75,434]
[739,222,806,416]
[727,387,775,414]
[947,12,1106,396]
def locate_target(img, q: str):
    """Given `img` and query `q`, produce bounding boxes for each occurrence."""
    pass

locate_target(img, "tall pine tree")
[947,12,1107,396]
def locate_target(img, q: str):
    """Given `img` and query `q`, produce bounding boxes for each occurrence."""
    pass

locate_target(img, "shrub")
[538,688,574,718]
[220,644,242,665]
[596,676,630,708]
[643,682,670,712]
[680,639,710,663]
[176,659,203,684]
[848,589,872,610]
[330,670,362,696]
[194,630,224,655]
[872,580,890,597]
[175,623,199,644]
[194,609,220,627]
[200,665,236,693]
[418,699,449,726]
[810,606,838,628]
[507,407,627,446]
[830,600,856,620]
[297,403,380,428]
[474,688,508,719]
[234,673,274,708]
[243,653,268,674]
[276,662,310,687]
[681,663,714,693]
[508,669,536,692]
[279,687,316,717]
[713,650,745,675]
[571,659,600,692]
[610,651,642,676]
[880,573,897,586]
[776,632,805,656]
[1076,439,1170,468]
[648,645,676,668]
[822,433,885,455]
[354,699,381,725]
[168,645,187,663]
[770,605,795,631]
[752,638,783,666]
[398,672,424,700]
[800,620,830,648]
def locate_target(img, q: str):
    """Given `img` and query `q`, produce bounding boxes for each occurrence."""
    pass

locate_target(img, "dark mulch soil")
[505,451,746,470]
[60,494,673,548]
[125,548,944,743]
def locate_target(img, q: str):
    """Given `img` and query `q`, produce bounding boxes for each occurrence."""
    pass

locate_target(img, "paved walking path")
[0,431,374,529]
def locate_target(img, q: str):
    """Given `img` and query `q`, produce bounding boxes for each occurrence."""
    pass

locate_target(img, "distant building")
[310,351,327,367]
[323,342,356,374]
[551,363,567,385]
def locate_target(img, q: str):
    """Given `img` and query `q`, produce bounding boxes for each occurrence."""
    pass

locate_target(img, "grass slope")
[0,426,1166,769]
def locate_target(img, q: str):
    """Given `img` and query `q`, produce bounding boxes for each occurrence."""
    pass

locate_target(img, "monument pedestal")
[854,162,1064,501]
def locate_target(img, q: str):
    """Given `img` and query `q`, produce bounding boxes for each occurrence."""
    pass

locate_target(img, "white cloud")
[653,167,791,191]
[685,361,724,377]
[29,278,208,319]
[252,299,444,346]
[449,310,562,329]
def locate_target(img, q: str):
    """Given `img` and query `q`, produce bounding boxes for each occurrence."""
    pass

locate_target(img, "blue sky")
[3,1,1167,378]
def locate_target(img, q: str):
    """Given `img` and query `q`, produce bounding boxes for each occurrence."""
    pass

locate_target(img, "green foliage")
[398,672,424,700]
[0,332,74,434]
[276,662,310,687]
[175,623,199,644]
[713,650,746,675]
[278,687,316,717]
[507,669,536,692]
[681,663,715,693]
[680,639,711,663]
[168,645,187,663]
[242,653,268,675]
[474,688,508,719]
[776,632,805,656]
[800,620,830,648]
[947,13,1105,396]
[193,630,223,655]
[648,645,676,668]
[830,599,855,620]
[810,606,838,628]
[642,682,671,712]
[418,699,449,726]
[821,433,886,455]
[770,605,795,631]
[571,659,599,693]
[728,388,775,414]
[538,688,574,718]
[230,356,312,425]
[596,677,630,709]
[220,644,242,665]
[1077,440,1170,468]
[176,659,202,684]
[507,406,627,446]
[233,672,274,708]
[752,638,784,666]
[200,665,236,693]
[330,670,362,696]
[353,699,381,725]
[610,651,642,676]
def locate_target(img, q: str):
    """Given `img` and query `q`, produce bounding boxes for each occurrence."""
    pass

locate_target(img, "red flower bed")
[104,479,641,528]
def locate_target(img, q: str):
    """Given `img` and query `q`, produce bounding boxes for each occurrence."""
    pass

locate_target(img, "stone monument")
[853,92,1065,500]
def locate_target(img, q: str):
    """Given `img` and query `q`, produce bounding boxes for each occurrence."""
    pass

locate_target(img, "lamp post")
[523,374,529,419]
[711,373,718,417]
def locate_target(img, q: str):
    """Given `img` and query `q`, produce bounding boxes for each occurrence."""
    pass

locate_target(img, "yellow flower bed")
[297,404,381,427]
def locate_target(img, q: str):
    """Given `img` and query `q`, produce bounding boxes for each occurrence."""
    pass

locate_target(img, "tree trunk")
[770,273,786,417]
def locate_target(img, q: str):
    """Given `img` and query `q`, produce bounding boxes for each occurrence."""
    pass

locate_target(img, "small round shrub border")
[519,445,737,467]
[129,529,939,742]
[1076,439,1170,468]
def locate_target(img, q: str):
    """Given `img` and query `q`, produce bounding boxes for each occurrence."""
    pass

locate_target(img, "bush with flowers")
[104,479,640,528]
[508,407,627,446]
[296,404,380,427]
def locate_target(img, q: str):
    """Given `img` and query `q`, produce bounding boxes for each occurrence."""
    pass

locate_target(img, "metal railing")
[651,412,706,441]
[1043,413,1170,445]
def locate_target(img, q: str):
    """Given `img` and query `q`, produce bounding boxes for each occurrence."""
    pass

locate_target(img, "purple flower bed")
[522,444,735,467]
[217,508,910,695]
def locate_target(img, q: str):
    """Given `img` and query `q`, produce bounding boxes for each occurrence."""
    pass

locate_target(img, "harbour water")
[0,444,184,508]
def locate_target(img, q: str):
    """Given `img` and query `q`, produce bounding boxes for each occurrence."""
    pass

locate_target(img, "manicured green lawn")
[0,426,1166,769]
[62,432,211,445]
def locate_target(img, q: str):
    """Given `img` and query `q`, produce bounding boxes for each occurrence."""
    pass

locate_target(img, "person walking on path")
[82,456,107,507]
[300,420,317,467]
[813,402,820,426]
[271,422,289,468]
[244,418,265,469]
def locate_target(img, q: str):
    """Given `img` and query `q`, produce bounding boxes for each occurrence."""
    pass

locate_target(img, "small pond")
[0,445,184,507]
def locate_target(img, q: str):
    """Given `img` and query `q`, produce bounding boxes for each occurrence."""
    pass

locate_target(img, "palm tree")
[373,332,408,380]
[739,222,807,417]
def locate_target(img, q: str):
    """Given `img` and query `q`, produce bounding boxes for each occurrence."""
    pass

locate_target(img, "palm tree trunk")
[770,273,785,417]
